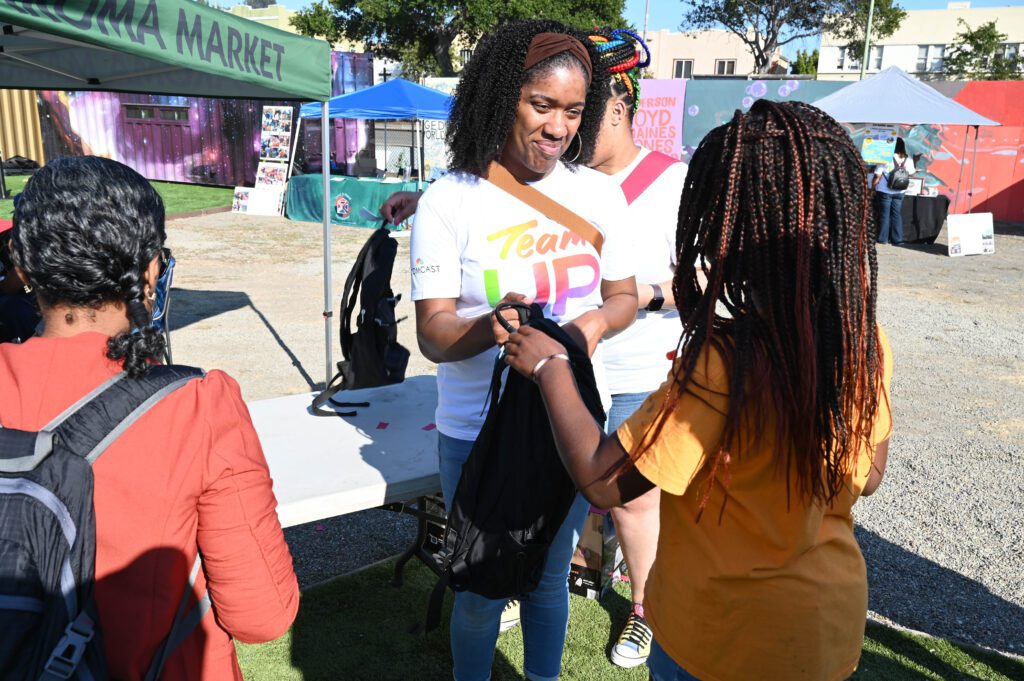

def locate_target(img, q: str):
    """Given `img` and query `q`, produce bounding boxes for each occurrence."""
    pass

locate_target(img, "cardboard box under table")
[246,375,443,584]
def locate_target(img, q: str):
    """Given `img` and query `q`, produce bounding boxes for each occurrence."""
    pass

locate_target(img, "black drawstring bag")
[425,303,605,631]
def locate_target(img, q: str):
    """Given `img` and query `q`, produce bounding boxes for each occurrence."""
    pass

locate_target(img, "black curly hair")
[12,156,167,378]
[446,19,612,176]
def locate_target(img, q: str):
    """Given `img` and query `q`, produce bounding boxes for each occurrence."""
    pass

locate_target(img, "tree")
[291,0,626,78]
[830,0,906,63]
[791,49,819,75]
[680,0,902,74]
[944,19,1024,81]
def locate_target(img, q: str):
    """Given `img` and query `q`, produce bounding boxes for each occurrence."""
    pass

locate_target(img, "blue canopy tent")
[295,78,452,187]
[294,79,451,385]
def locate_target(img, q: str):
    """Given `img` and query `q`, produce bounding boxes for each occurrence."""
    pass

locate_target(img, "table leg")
[385,496,446,587]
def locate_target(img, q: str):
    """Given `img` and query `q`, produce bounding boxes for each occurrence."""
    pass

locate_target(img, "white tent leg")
[417,118,425,190]
[322,102,333,387]
[287,115,303,180]
[967,125,979,214]
[953,125,969,214]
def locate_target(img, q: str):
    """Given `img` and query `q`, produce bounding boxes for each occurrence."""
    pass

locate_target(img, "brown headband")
[523,32,593,85]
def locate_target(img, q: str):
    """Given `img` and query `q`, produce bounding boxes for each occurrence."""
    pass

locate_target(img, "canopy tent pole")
[286,115,303,180]
[953,125,970,214]
[967,125,979,214]
[417,118,425,189]
[322,101,333,387]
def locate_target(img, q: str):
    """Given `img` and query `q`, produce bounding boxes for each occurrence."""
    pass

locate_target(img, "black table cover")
[901,194,949,244]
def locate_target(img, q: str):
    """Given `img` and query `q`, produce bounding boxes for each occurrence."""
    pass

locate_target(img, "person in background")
[583,27,689,669]
[0,218,40,343]
[502,100,893,681]
[872,136,915,245]
[409,19,637,681]
[2,156,299,680]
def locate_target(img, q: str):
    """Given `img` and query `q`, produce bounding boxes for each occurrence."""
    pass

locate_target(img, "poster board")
[947,212,994,257]
[231,186,251,213]
[255,161,289,188]
[246,187,286,216]
[633,80,686,158]
[861,125,898,165]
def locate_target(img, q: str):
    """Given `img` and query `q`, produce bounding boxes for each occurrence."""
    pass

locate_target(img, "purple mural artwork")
[35,52,375,188]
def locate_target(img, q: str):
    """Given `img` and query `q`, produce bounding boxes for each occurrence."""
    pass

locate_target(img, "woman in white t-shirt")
[410,20,637,681]
[872,136,916,245]
[584,29,689,670]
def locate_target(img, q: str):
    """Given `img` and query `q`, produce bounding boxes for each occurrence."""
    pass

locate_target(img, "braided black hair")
[636,100,882,513]
[446,19,612,176]
[587,28,652,122]
[12,156,167,378]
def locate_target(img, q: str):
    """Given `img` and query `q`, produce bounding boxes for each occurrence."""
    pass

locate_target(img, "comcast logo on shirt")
[413,258,441,274]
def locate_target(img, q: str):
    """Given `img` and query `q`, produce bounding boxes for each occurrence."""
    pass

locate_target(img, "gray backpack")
[0,366,208,681]
[888,158,911,191]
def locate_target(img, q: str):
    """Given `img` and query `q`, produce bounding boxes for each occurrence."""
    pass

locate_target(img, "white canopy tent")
[813,67,1000,213]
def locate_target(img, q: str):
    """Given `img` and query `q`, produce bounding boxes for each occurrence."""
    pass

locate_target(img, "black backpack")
[0,365,209,681]
[425,304,605,631]
[312,225,410,416]
[888,158,911,191]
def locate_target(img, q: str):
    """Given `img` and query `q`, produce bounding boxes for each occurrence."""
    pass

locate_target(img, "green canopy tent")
[0,0,341,385]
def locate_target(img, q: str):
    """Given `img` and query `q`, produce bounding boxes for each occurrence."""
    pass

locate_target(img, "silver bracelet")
[531,353,569,382]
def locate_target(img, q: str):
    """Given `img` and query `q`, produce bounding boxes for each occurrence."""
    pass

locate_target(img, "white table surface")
[247,375,440,528]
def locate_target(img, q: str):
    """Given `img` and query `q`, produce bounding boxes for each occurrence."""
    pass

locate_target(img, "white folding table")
[247,374,444,584]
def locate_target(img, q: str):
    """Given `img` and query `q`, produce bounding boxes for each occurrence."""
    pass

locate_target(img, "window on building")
[158,108,190,122]
[673,59,693,79]
[460,48,473,65]
[916,44,945,72]
[125,106,155,120]
[715,59,736,75]
[837,46,847,70]
[870,45,884,70]
[995,42,1020,61]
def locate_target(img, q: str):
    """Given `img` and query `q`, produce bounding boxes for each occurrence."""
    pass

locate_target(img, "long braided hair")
[636,100,882,514]
[587,28,651,118]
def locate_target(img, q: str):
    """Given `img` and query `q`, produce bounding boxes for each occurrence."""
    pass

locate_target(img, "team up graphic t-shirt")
[411,163,635,441]
[602,147,689,395]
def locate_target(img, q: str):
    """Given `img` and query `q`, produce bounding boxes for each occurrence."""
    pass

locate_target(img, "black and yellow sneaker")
[609,609,653,668]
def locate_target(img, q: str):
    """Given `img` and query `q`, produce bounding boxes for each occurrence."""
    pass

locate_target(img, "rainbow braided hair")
[587,28,652,114]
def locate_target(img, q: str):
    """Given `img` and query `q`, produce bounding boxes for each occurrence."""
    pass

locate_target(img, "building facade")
[644,29,789,79]
[819,1,1024,80]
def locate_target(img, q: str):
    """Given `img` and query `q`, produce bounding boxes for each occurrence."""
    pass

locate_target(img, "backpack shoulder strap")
[620,150,678,206]
[485,162,603,254]
[43,365,205,466]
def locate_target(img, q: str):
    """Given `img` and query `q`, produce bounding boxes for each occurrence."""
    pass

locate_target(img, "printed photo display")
[260,133,291,161]
[261,106,293,135]
[255,162,289,187]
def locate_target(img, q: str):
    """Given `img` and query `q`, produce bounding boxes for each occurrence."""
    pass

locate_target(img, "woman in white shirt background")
[872,136,916,245]
[409,20,637,681]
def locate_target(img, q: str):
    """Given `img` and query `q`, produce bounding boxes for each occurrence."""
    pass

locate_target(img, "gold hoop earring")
[565,132,583,163]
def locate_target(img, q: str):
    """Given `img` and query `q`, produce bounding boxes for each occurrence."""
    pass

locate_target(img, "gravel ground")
[165,213,1023,654]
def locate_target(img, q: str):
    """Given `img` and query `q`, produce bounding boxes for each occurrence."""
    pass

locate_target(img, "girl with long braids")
[1,156,298,679]
[503,100,893,680]
[409,19,637,681]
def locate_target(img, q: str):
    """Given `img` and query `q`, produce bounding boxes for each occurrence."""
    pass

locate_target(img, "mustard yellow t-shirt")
[616,329,893,681]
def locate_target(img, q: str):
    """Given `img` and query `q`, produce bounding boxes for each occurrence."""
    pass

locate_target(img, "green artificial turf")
[0,174,232,219]
[236,558,1024,681]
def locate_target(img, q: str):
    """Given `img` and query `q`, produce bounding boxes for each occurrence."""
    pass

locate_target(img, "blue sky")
[273,0,1024,57]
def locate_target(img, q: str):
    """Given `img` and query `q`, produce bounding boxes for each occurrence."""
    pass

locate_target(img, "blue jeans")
[648,640,701,680]
[876,191,905,244]
[438,432,591,681]
[607,391,653,434]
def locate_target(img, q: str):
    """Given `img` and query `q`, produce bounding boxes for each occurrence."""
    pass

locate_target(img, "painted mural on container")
[678,79,1022,223]
[36,52,374,187]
